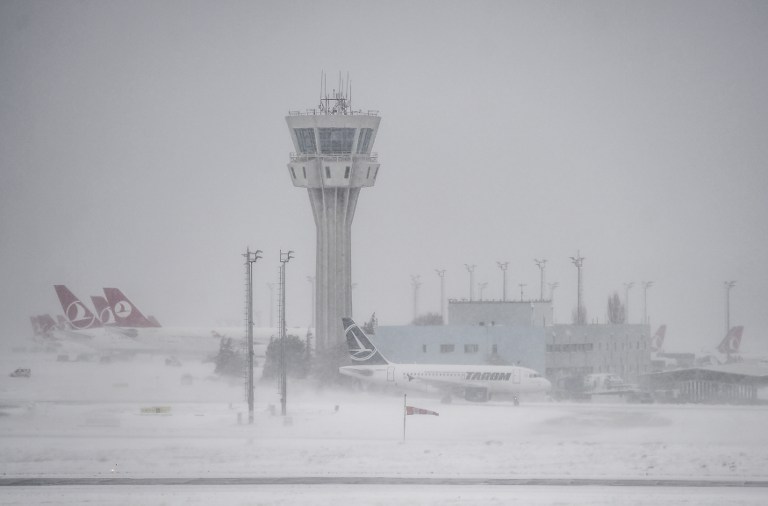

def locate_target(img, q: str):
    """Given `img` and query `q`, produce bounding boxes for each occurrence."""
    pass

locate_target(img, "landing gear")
[513,395,520,406]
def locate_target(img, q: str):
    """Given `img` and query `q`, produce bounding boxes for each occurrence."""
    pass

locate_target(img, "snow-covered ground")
[2,346,768,505]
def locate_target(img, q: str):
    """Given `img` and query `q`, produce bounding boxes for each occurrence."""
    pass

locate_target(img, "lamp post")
[496,261,509,301]
[278,250,293,416]
[642,281,654,326]
[570,252,585,325]
[724,281,736,334]
[518,283,526,302]
[548,281,559,324]
[479,281,488,301]
[623,282,634,324]
[534,259,547,301]
[435,269,446,324]
[464,264,476,301]
[243,248,262,425]
[411,275,422,321]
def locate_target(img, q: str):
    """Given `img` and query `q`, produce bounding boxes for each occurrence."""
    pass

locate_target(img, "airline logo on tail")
[114,300,133,319]
[342,317,388,365]
[103,288,160,328]
[54,285,103,329]
[651,325,667,352]
[717,326,743,355]
[91,296,116,326]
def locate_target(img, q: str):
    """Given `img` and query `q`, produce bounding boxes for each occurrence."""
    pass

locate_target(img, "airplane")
[338,317,551,403]
[91,295,117,326]
[103,287,161,328]
[696,326,744,366]
[54,285,103,330]
[50,284,274,358]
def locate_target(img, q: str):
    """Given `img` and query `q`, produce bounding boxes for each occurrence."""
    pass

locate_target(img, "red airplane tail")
[103,288,160,328]
[54,285,103,329]
[716,326,744,355]
[91,296,117,326]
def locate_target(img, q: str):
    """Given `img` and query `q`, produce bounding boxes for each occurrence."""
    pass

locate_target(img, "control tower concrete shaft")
[285,90,380,351]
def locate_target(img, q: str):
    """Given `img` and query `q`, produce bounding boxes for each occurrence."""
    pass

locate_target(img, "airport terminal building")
[373,299,651,386]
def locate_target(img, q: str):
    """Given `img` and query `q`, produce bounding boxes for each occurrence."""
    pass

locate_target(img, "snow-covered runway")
[2,349,768,504]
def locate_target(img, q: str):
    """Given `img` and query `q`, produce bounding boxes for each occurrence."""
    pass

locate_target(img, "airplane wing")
[404,373,463,393]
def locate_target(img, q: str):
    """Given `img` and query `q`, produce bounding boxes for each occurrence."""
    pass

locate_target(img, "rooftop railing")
[290,153,378,162]
[288,109,379,117]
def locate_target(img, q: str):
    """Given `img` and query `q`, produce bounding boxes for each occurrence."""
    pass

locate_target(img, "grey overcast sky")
[1,0,766,353]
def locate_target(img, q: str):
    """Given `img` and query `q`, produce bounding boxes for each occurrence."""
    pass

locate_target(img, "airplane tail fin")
[37,314,56,335]
[91,296,117,326]
[342,317,389,365]
[651,324,667,352]
[103,288,160,328]
[717,326,744,355]
[54,285,103,329]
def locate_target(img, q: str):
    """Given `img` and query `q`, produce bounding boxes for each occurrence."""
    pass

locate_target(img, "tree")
[606,291,626,324]
[412,312,443,325]
[261,334,309,380]
[214,337,244,377]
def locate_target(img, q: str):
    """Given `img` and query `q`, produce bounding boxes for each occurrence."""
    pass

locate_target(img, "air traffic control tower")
[285,84,381,351]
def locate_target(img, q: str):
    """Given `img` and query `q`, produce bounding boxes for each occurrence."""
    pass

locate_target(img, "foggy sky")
[1,0,766,353]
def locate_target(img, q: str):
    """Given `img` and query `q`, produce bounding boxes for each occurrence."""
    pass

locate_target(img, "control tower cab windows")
[357,128,374,153]
[319,128,355,154]
[294,128,316,154]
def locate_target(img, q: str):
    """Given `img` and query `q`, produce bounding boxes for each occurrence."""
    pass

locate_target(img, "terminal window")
[422,345,427,353]
[319,128,355,154]
[440,344,455,353]
[344,166,350,178]
[294,128,317,154]
[464,344,479,353]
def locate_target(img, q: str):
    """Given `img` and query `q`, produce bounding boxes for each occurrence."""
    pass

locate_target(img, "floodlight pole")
[724,281,736,335]
[243,248,262,425]
[534,259,547,301]
[496,261,509,301]
[479,281,488,301]
[464,264,476,301]
[435,269,446,324]
[642,281,654,326]
[570,252,585,325]
[548,281,559,324]
[279,250,293,416]
[623,282,635,324]
[518,283,526,302]
[410,275,422,321]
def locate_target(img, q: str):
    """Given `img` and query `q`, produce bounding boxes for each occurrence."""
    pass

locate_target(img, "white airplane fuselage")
[340,362,551,400]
